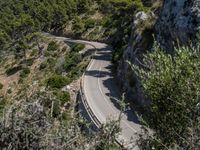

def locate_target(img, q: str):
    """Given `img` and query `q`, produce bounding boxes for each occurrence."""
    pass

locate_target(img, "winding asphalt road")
[45,33,141,149]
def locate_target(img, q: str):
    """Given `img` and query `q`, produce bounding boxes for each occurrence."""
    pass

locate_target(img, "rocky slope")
[118,0,200,105]
[156,0,200,52]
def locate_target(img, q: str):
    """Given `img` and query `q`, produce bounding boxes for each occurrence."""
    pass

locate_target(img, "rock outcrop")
[118,0,200,105]
[156,0,200,52]
[118,11,155,105]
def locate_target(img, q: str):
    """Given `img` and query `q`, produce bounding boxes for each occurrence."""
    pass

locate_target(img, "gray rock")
[134,11,148,25]
[156,0,200,52]
[61,85,71,92]
[118,11,151,105]
[118,0,200,105]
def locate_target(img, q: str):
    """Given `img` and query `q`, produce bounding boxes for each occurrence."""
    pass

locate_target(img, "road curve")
[45,33,141,149]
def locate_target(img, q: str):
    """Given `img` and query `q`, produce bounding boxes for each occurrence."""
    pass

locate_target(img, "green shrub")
[67,64,84,80]
[56,91,70,105]
[131,42,200,149]
[61,110,70,125]
[39,62,47,70]
[72,43,85,52]
[133,0,148,11]
[0,83,3,90]
[47,41,59,51]
[85,18,96,29]
[53,100,61,118]
[20,67,30,78]
[64,52,82,72]
[47,75,69,89]
[0,97,6,114]
[47,58,56,69]
[44,50,51,57]
[26,58,34,66]
[112,47,124,64]
[30,49,38,57]
[73,17,85,35]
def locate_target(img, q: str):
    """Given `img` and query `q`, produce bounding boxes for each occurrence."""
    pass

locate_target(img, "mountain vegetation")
[0,0,154,58]
[1,0,200,149]
[131,41,200,149]
[0,0,145,149]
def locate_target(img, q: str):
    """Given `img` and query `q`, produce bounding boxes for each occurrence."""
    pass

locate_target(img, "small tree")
[0,90,121,150]
[130,42,200,149]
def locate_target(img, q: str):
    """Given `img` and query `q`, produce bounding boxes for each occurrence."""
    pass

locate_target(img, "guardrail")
[45,33,134,149]
[80,73,126,148]
[74,39,102,129]
[79,43,127,148]
[80,75,102,128]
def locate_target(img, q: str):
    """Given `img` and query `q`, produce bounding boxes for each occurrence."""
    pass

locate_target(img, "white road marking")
[44,33,140,148]
[96,56,137,133]
[83,56,106,122]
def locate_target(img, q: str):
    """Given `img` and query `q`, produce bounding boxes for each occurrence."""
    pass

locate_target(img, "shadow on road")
[85,46,140,125]
[85,70,112,78]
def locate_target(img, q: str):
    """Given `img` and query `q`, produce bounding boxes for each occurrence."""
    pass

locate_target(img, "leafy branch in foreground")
[129,42,200,149]
[0,90,121,150]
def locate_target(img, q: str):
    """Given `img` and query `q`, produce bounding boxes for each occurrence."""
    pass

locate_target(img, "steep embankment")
[118,0,200,105]
[156,0,200,51]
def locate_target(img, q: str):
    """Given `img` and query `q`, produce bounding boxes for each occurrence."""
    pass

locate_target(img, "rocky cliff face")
[156,0,200,52]
[118,0,200,105]
[118,11,156,105]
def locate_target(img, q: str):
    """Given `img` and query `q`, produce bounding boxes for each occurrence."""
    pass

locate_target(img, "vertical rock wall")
[118,0,200,105]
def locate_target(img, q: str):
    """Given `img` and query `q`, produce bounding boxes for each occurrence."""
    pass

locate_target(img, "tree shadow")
[102,75,140,124]
[6,65,22,76]
[85,46,140,125]
[85,70,112,78]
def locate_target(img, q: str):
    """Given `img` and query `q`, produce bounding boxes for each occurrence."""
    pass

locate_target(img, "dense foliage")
[0,0,84,54]
[47,75,70,89]
[0,0,153,60]
[0,0,159,149]
[0,91,120,150]
[132,43,200,149]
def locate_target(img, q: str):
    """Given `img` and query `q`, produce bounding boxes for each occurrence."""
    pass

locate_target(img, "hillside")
[0,0,200,149]
[118,0,200,149]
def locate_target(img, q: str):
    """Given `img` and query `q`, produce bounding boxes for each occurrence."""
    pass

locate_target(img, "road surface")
[46,34,141,149]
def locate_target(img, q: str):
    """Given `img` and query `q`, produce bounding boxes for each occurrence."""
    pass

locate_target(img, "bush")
[0,83,3,90]
[85,18,96,29]
[73,17,85,36]
[39,62,47,70]
[132,42,200,149]
[30,49,38,57]
[20,67,30,78]
[53,100,61,118]
[72,43,85,52]
[61,110,70,125]
[47,58,56,69]
[56,91,70,105]
[26,58,34,66]
[64,52,82,71]
[0,97,6,114]
[47,41,59,51]
[6,66,22,76]
[20,59,34,66]
[44,50,51,57]
[47,75,69,89]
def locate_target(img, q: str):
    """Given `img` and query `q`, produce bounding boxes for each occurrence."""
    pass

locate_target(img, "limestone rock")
[156,0,200,52]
